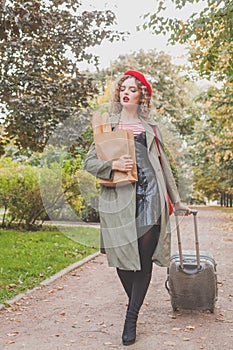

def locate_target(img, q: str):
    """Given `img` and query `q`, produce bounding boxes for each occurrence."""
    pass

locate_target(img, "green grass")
[221,207,233,214]
[0,226,100,304]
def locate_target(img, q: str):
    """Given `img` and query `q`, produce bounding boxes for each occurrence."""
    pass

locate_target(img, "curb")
[0,251,101,312]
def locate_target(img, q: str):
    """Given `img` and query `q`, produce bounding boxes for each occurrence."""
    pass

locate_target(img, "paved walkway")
[0,208,232,349]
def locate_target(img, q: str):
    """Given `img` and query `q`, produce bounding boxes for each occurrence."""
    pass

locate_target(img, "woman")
[84,70,190,346]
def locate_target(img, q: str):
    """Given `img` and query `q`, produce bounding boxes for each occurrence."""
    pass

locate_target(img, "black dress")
[134,132,161,237]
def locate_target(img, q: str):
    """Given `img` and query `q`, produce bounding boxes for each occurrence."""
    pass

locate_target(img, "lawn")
[0,226,100,304]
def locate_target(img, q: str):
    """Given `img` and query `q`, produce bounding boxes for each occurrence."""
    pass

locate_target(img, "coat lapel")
[139,117,157,150]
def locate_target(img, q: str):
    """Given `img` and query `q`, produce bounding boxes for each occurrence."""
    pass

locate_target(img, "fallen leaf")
[172,327,181,331]
[217,281,224,286]
[183,338,191,341]
[168,314,177,319]
[60,312,66,316]
[48,289,55,294]
[55,334,60,337]
[223,237,233,242]
[7,284,17,289]
[7,331,19,337]
[164,341,176,346]
[186,325,195,331]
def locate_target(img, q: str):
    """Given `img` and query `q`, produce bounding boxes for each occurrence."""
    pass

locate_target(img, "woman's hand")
[174,202,192,216]
[112,154,133,172]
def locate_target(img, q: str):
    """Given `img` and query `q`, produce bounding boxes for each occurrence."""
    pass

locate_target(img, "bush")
[0,158,47,227]
[0,149,100,227]
[77,170,100,222]
[39,162,82,222]
[40,149,100,222]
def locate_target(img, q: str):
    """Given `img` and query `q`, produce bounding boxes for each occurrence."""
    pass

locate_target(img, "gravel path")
[0,207,232,350]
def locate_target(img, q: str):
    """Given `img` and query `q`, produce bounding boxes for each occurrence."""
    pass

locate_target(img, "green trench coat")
[84,114,181,270]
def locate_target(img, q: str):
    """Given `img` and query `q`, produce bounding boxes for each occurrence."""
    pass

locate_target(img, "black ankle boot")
[122,309,138,346]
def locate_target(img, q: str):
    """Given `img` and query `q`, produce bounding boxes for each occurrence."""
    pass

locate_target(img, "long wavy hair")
[110,74,152,119]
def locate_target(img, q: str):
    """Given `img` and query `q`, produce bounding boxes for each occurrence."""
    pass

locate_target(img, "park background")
[0,0,232,303]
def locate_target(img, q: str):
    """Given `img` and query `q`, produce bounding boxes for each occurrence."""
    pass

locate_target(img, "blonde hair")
[110,74,152,119]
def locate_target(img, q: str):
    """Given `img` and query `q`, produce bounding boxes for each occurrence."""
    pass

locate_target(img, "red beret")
[124,70,152,97]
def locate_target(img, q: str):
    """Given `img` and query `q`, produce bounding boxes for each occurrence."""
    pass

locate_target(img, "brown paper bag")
[92,112,138,187]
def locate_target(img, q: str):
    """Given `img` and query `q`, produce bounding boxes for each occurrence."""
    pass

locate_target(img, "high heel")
[122,309,138,346]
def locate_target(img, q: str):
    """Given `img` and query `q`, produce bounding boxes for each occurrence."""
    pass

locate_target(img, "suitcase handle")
[174,209,198,216]
[174,209,200,270]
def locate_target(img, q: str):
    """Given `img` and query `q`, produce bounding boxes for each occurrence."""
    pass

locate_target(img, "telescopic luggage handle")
[174,209,200,270]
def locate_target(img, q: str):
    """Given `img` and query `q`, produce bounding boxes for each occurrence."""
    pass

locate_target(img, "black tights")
[117,225,160,311]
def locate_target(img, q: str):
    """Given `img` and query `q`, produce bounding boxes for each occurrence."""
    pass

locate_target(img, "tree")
[142,0,233,204]
[0,0,123,151]
[189,86,233,203]
[142,0,233,82]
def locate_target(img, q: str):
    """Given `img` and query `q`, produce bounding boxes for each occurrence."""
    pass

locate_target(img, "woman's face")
[119,77,141,107]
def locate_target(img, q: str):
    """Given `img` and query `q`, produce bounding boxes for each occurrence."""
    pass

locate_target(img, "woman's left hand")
[174,202,192,216]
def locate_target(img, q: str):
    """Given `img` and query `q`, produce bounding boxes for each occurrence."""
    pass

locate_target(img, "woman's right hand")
[112,154,134,172]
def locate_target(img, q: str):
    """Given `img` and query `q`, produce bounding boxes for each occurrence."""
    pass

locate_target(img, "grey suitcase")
[165,209,218,313]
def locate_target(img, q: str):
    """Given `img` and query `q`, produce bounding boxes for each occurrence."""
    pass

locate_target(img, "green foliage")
[95,49,199,137]
[70,128,94,158]
[39,147,85,222]
[77,170,100,222]
[0,227,99,303]
[142,0,233,203]
[143,0,233,82]
[0,0,124,151]
[188,88,233,201]
[39,149,100,222]
[0,158,18,225]
[0,157,47,226]
[0,151,99,227]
